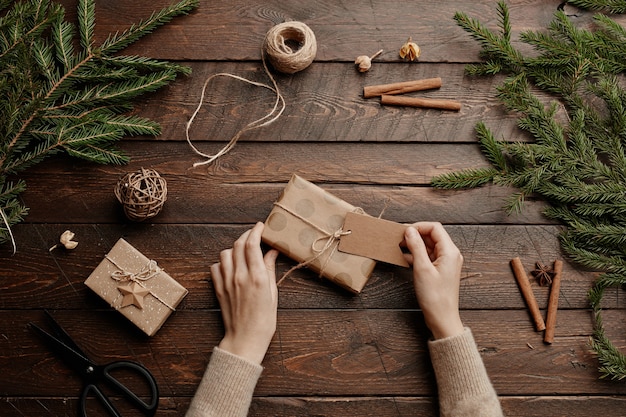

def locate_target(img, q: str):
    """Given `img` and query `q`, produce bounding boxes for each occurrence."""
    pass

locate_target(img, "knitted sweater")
[186,328,503,417]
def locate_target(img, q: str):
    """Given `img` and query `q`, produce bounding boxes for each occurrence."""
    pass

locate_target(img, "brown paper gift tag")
[338,212,409,267]
[262,174,376,293]
[84,238,188,336]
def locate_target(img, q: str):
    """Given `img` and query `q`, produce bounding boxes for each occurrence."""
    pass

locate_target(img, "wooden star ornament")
[117,281,151,309]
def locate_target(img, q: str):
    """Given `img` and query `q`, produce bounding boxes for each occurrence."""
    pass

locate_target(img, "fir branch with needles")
[0,0,198,252]
[434,1,626,380]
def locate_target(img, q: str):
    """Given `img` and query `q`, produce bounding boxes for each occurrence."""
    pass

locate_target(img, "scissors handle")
[79,361,159,417]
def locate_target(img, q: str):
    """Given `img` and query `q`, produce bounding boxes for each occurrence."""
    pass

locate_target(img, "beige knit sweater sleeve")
[186,328,502,417]
[186,347,263,417]
[428,328,504,417]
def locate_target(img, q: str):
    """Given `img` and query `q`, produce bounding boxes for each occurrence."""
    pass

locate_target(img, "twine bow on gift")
[273,202,358,286]
[105,255,177,311]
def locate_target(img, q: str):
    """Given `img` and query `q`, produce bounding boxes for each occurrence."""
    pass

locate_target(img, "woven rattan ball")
[114,168,167,221]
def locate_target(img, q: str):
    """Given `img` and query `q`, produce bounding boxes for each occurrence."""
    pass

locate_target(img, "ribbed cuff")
[428,328,497,405]
[186,347,263,417]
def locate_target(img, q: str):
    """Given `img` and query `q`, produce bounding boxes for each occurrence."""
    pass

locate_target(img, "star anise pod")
[531,261,554,286]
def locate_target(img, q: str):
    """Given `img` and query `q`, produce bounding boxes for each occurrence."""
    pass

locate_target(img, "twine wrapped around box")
[85,238,188,336]
[114,168,167,222]
[262,174,376,293]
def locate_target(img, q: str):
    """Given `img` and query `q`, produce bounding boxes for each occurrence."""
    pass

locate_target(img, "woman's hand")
[404,222,465,340]
[210,222,279,364]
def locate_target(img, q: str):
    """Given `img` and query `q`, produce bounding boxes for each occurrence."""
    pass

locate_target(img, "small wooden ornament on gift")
[85,238,188,336]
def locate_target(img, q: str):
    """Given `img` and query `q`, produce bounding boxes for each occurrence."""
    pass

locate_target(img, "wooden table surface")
[2,0,625,416]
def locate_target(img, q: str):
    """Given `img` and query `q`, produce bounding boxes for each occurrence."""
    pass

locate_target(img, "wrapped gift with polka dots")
[262,174,376,293]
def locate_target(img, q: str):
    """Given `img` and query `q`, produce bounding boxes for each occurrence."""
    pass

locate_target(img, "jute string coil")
[186,21,317,167]
[264,21,317,74]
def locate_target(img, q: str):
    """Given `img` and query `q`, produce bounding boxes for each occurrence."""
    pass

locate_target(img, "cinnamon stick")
[363,77,442,98]
[380,94,462,111]
[511,257,546,331]
[544,259,563,344]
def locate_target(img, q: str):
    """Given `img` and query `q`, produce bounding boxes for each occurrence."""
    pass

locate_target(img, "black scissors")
[29,310,159,417]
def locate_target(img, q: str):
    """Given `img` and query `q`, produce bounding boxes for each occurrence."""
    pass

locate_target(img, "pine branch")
[0,0,199,248]
[501,191,526,214]
[568,0,626,14]
[77,0,95,53]
[100,0,199,54]
[103,55,192,75]
[430,167,499,189]
[0,0,196,172]
[52,12,75,71]
[105,114,161,136]
[0,0,62,60]
[0,179,28,243]
[435,1,626,380]
[453,1,525,74]
[64,142,128,165]
[588,275,626,380]
[476,121,509,171]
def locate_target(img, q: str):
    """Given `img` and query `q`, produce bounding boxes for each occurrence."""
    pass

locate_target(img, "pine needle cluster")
[0,0,198,247]
[433,1,626,380]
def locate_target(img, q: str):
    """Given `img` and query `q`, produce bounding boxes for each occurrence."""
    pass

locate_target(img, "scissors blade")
[42,309,88,357]
[29,319,94,378]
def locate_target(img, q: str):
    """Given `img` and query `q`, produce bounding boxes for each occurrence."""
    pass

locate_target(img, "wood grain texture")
[2,0,625,415]
[56,0,626,62]
[1,223,610,310]
[131,62,521,144]
[16,141,554,225]
[1,309,625,397]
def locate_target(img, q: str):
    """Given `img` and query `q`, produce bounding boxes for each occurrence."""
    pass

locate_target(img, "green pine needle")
[0,0,198,245]
[430,167,499,189]
[568,0,626,14]
[435,1,626,380]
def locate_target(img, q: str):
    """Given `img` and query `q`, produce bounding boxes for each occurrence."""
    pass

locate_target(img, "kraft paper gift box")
[85,238,188,336]
[262,174,376,293]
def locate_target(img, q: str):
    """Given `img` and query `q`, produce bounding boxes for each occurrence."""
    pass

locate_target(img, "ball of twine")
[263,21,317,74]
[114,168,167,222]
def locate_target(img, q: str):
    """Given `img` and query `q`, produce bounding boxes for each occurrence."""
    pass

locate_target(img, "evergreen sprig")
[0,0,198,250]
[434,1,626,380]
[569,0,626,14]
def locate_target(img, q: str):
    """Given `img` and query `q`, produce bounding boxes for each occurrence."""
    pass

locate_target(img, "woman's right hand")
[403,222,465,340]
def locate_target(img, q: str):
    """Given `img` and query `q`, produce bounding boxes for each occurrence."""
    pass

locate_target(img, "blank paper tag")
[338,212,409,267]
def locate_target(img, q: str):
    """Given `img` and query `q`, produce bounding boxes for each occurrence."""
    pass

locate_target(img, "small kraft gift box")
[262,174,377,293]
[85,238,188,336]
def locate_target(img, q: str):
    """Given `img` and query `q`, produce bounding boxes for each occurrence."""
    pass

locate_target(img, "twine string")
[273,202,361,286]
[114,168,167,222]
[105,255,177,311]
[263,21,317,74]
[0,207,16,255]
[185,21,316,167]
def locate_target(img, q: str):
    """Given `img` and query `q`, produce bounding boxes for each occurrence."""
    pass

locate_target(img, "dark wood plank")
[3,395,626,417]
[1,223,611,310]
[1,309,625,398]
[250,396,626,417]
[56,0,626,62]
[15,141,555,225]
[131,62,520,144]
